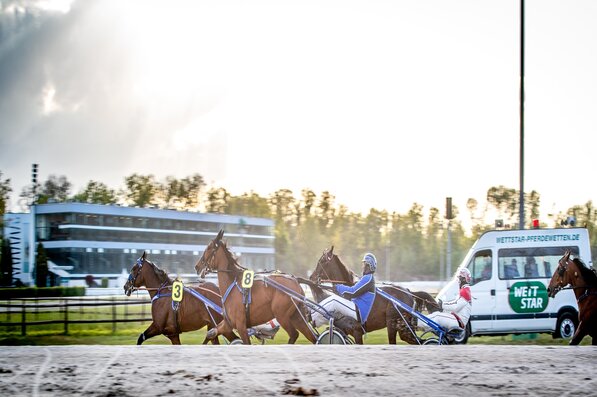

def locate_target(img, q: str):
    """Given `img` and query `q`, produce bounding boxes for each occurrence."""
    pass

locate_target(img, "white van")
[436,227,591,343]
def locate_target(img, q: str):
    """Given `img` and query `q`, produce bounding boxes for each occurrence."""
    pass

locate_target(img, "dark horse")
[308,246,440,344]
[195,230,318,345]
[547,250,597,345]
[124,251,238,345]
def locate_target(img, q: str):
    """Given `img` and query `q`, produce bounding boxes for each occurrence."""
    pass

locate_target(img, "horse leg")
[352,328,364,344]
[386,318,398,344]
[167,334,181,345]
[277,314,301,344]
[289,309,317,344]
[203,325,215,345]
[204,324,222,345]
[206,320,225,340]
[569,320,587,345]
[137,323,162,345]
[385,305,398,344]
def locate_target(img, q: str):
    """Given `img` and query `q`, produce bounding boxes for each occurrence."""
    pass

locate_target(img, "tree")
[161,174,205,210]
[0,171,11,231]
[72,181,117,204]
[227,191,270,218]
[35,242,49,287]
[487,185,517,225]
[205,187,230,213]
[269,189,297,226]
[0,238,14,286]
[317,191,336,231]
[122,174,159,207]
[39,175,72,203]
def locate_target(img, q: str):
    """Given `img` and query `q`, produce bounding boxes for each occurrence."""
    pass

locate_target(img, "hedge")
[0,286,86,299]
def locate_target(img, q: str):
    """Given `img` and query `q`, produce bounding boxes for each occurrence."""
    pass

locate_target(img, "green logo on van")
[509,281,548,313]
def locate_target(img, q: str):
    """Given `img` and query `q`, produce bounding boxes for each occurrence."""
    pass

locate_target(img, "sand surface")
[0,345,595,396]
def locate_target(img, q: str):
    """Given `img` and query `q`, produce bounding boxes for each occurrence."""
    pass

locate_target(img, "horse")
[124,251,238,345]
[308,246,440,344]
[194,229,318,345]
[547,250,597,345]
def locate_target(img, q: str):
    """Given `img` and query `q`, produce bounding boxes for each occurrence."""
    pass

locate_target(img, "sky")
[1,0,596,224]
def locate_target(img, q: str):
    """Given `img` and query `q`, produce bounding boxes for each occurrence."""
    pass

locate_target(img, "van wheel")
[554,312,577,339]
[453,323,470,345]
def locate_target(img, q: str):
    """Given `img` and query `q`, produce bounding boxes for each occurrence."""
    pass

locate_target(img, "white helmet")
[458,268,472,284]
[362,253,377,272]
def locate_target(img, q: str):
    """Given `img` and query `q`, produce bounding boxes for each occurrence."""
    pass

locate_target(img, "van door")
[466,249,495,333]
[493,246,579,333]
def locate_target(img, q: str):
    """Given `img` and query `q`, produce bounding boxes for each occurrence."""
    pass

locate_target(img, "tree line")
[1,170,596,282]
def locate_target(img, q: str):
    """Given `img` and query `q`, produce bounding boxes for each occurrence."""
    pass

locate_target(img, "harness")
[221,279,253,327]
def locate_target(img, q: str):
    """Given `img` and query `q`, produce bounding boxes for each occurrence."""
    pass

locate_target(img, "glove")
[437,299,443,310]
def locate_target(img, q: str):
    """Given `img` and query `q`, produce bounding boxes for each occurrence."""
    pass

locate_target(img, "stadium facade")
[3,203,275,287]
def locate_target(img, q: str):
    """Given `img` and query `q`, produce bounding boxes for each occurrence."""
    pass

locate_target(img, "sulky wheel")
[316,329,348,345]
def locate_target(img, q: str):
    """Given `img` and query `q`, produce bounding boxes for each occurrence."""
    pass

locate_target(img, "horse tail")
[296,277,330,303]
[410,290,440,313]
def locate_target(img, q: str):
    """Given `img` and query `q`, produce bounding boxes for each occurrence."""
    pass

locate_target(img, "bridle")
[198,238,243,276]
[312,250,349,284]
[125,257,145,294]
[199,238,222,274]
[551,254,597,303]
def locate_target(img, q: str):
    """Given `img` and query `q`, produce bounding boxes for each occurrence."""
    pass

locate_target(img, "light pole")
[446,197,453,280]
[29,164,39,286]
[519,0,525,229]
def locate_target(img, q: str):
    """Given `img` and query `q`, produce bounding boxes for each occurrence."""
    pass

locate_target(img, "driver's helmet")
[458,268,472,284]
[362,253,377,273]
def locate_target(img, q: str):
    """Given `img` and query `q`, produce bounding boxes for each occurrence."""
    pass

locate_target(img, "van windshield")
[498,246,579,280]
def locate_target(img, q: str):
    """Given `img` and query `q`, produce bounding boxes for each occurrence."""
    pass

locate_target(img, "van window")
[468,249,492,285]
[498,246,579,280]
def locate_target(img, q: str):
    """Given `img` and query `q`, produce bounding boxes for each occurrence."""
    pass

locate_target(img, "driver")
[419,267,472,332]
[311,253,377,327]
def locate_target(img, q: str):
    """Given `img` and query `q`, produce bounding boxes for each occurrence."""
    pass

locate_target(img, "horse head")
[310,246,335,283]
[310,246,356,285]
[124,251,148,296]
[547,250,573,298]
[195,229,226,278]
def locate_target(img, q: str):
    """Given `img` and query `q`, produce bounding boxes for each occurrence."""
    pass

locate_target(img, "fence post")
[112,297,117,334]
[21,302,26,336]
[64,298,69,335]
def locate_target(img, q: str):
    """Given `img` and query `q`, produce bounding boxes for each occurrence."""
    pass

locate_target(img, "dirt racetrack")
[0,345,595,396]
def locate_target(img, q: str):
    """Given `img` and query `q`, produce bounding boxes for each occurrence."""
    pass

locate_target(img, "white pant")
[418,311,461,331]
[311,294,357,328]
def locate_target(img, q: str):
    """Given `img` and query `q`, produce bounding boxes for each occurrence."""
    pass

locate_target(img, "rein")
[132,285,223,299]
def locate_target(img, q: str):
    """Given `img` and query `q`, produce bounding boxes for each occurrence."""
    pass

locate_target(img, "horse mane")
[221,240,247,272]
[332,254,356,284]
[573,258,597,287]
[147,260,171,284]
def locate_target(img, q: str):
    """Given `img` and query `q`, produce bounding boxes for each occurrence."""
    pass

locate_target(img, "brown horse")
[195,230,318,345]
[547,250,597,345]
[309,246,440,344]
[124,251,238,345]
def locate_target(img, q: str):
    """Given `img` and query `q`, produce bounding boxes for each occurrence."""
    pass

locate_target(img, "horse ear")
[142,251,147,260]
[330,246,334,254]
[217,229,224,241]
